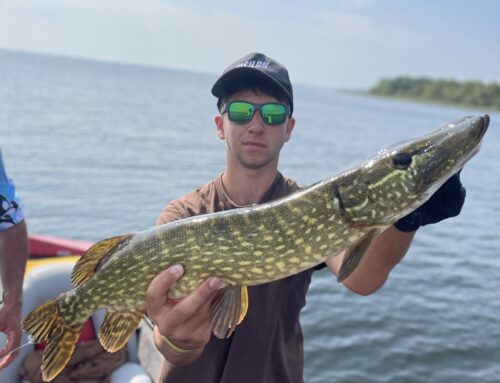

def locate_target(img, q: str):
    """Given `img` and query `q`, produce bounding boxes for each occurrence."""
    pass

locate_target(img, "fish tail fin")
[41,325,81,381]
[22,296,83,382]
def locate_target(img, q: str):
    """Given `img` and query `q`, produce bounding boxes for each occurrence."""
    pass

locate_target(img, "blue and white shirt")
[0,149,24,231]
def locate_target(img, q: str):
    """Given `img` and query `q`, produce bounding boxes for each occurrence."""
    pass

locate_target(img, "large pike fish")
[23,115,489,381]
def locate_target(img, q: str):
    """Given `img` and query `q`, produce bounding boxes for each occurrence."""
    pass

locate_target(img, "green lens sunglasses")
[221,101,290,125]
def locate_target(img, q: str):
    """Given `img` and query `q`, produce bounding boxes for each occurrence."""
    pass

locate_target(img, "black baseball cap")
[211,52,294,115]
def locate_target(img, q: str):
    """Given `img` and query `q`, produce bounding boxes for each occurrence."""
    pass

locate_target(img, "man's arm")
[0,219,28,369]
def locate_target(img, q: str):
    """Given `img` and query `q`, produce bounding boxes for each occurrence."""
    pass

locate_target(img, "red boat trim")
[29,234,93,258]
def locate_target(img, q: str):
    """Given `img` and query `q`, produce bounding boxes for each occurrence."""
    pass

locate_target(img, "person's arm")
[0,219,28,369]
[327,171,466,295]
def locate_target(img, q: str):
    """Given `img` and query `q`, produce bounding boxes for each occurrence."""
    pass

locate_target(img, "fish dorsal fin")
[210,286,248,339]
[99,310,144,352]
[337,229,380,282]
[71,234,132,287]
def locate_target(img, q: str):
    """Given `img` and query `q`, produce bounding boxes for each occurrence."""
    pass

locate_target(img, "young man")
[0,150,28,369]
[146,53,466,382]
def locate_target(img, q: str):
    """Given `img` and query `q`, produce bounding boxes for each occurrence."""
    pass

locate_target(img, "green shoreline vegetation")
[368,77,500,111]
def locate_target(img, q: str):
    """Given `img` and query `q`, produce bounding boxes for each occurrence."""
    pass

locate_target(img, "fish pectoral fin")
[71,234,133,287]
[337,229,380,282]
[98,309,144,352]
[210,286,248,339]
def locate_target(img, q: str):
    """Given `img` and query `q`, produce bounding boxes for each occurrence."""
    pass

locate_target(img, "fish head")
[335,115,489,226]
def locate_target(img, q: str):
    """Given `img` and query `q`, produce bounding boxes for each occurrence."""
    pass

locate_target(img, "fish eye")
[392,153,412,169]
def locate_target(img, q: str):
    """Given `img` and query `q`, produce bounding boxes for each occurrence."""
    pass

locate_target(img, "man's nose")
[247,111,265,132]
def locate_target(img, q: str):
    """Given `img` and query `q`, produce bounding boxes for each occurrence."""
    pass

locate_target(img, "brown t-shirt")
[157,173,320,383]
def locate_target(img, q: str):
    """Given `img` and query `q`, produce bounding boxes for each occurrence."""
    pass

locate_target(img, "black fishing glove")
[394,171,466,232]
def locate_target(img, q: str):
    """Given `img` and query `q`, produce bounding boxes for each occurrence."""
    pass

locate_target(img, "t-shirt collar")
[215,172,284,209]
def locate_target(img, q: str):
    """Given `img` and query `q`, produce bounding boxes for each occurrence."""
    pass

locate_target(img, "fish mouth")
[456,114,489,167]
[477,114,489,141]
[417,114,489,194]
[454,114,489,141]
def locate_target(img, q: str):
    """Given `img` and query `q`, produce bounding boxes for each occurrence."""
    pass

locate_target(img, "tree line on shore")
[368,77,500,110]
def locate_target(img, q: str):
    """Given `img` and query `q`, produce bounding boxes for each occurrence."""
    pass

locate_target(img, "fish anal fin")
[71,234,132,287]
[98,310,144,352]
[337,229,380,282]
[210,286,248,339]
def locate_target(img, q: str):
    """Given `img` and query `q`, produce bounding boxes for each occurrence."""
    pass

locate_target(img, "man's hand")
[0,220,28,370]
[395,171,466,232]
[0,303,22,369]
[146,265,225,365]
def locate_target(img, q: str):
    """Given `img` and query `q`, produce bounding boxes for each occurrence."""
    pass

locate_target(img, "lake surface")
[1,50,499,382]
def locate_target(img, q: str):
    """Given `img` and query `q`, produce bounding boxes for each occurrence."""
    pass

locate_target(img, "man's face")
[215,90,295,171]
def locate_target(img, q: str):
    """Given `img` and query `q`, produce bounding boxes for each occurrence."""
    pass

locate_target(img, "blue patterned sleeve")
[0,149,24,231]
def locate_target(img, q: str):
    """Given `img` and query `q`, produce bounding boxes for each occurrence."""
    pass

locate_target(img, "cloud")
[315,12,378,40]
[0,0,498,88]
[0,0,289,73]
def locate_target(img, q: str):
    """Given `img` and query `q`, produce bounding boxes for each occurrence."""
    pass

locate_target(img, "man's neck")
[221,166,279,206]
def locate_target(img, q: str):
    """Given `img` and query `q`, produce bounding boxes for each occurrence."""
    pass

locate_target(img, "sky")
[0,0,498,89]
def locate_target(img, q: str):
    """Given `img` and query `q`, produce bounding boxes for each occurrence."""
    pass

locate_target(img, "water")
[1,50,499,382]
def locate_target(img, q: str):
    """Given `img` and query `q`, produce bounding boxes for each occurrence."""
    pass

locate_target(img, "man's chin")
[242,162,267,170]
[240,157,273,170]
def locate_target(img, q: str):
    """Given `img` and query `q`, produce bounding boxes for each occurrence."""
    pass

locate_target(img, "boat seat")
[0,262,152,383]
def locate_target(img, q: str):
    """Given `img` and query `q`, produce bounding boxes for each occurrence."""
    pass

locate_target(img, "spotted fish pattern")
[22,115,489,381]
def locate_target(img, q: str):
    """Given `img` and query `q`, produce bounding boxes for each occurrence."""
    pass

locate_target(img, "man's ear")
[284,117,295,142]
[215,115,225,139]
